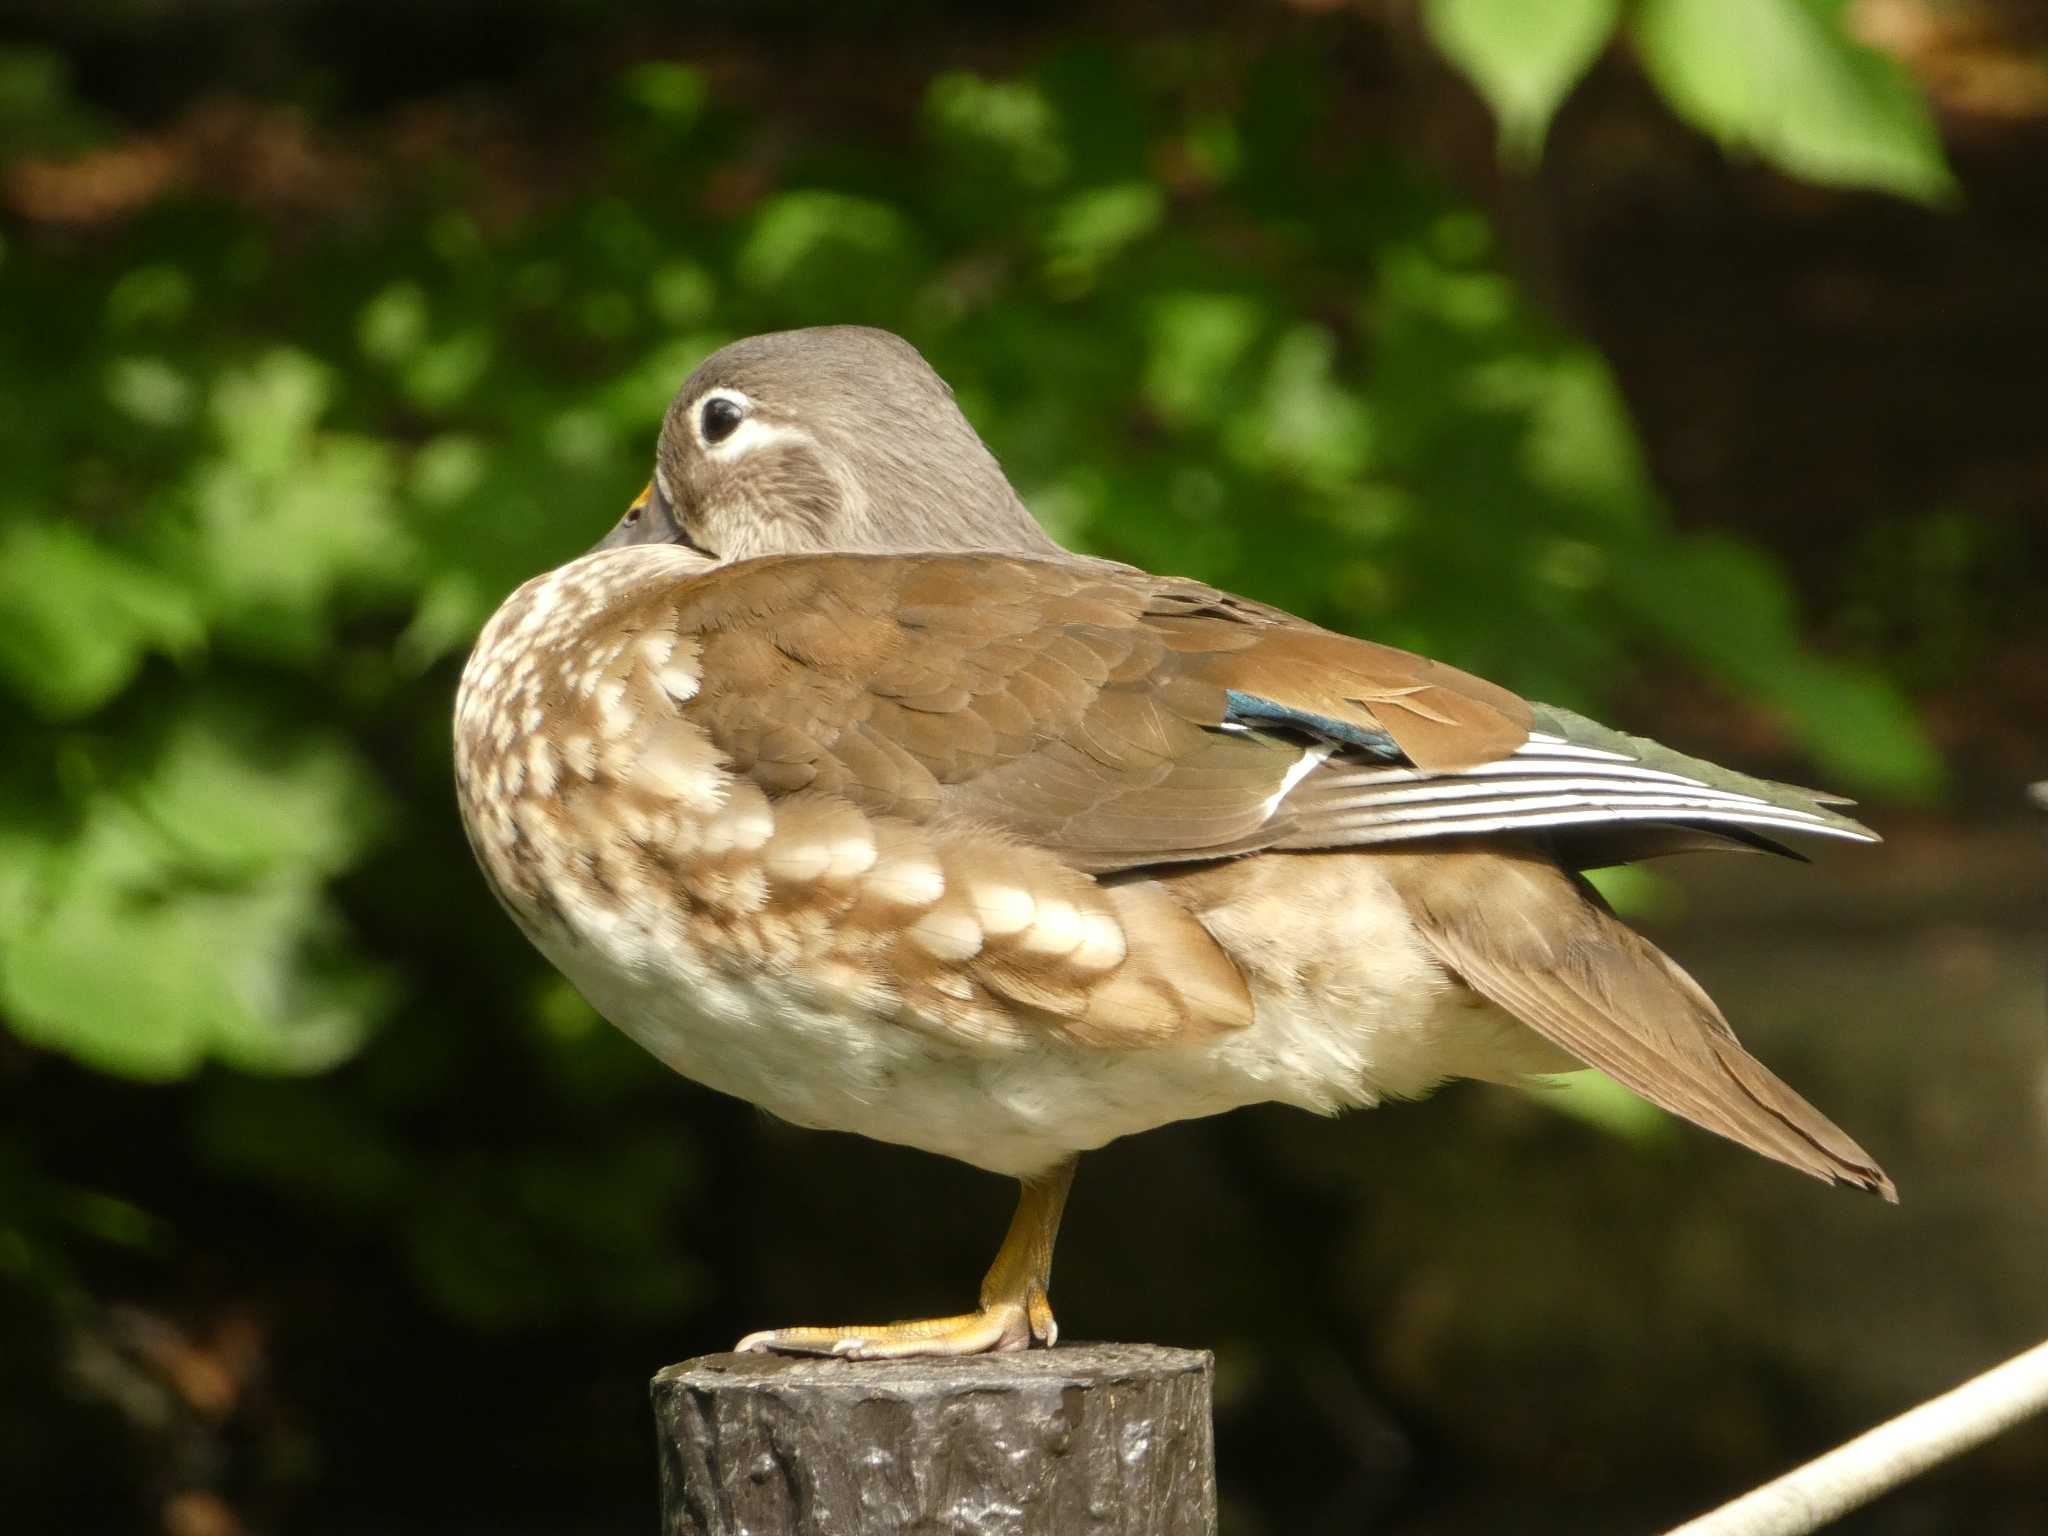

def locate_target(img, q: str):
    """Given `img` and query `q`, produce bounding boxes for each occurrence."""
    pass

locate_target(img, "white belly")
[529,853,1566,1180]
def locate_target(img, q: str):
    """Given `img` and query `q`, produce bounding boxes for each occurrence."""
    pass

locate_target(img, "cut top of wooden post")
[652,1343,1216,1536]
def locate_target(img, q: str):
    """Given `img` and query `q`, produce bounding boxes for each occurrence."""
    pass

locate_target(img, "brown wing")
[656,552,1533,872]
[1382,849,1894,1198]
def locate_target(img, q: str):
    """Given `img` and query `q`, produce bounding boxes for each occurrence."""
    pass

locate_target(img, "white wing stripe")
[1317,790,1830,828]
[1512,739,1636,763]
[1261,744,1333,820]
[1324,758,1718,790]
[1306,775,1828,818]
[1364,757,1742,790]
[1491,755,1703,786]
[1304,805,1871,844]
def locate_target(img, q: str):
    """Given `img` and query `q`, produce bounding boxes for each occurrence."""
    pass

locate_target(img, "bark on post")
[651,1343,1216,1536]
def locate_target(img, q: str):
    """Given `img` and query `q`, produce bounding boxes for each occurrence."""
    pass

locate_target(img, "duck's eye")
[700,396,745,445]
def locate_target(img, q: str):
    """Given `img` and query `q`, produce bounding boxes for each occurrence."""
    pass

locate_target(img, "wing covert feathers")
[654,553,1545,868]
[1198,627,1531,772]
[1384,850,1895,1200]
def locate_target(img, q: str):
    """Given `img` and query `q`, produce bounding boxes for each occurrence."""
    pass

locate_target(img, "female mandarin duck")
[454,326,1891,1360]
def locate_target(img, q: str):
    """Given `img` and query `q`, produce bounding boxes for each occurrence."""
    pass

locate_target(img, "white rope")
[1663,1337,2048,1535]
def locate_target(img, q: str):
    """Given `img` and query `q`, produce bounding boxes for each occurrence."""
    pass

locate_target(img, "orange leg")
[736,1156,1078,1360]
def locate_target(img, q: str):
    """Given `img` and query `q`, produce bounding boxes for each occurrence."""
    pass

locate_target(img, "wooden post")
[651,1343,1216,1536]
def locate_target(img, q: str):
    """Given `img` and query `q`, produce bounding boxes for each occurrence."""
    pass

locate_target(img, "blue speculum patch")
[1221,689,1402,760]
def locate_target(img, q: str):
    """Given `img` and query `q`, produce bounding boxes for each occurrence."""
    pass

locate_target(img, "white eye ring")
[690,389,752,451]
[686,390,816,462]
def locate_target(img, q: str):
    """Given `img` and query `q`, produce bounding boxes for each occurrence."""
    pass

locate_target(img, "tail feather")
[1386,848,1895,1200]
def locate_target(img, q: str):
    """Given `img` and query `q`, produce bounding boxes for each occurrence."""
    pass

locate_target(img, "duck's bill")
[590,480,717,558]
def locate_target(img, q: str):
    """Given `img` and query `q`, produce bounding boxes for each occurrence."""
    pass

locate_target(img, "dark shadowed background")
[2,1,2044,1531]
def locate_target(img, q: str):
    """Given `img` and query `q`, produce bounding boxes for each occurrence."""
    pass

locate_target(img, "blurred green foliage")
[1427,0,1953,199]
[0,11,1948,1359]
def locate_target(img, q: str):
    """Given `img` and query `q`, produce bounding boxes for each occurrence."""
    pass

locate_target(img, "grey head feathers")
[639,326,1060,563]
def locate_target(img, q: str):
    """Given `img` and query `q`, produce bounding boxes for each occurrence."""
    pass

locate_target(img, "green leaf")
[1634,0,1955,203]
[104,265,194,332]
[1227,326,1375,485]
[647,262,717,329]
[0,45,105,155]
[2,868,385,1080]
[1143,292,1267,426]
[619,61,706,126]
[408,433,491,510]
[395,572,488,672]
[190,415,408,626]
[1524,1071,1681,1145]
[1042,182,1165,295]
[925,72,1070,189]
[0,521,204,717]
[1424,0,1621,165]
[737,192,911,297]
[0,815,65,944]
[131,711,386,880]
[1765,655,1944,801]
[104,354,196,427]
[1617,534,1942,797]
[0,735,389,1080]
[1517,350,1658,533]
[1581,864,1684,920]
[357,281,429,364]
[402,327,495,411]
[208,347,331,474]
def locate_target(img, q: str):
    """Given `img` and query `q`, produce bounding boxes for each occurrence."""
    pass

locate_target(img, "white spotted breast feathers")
[451,547,1284,1175]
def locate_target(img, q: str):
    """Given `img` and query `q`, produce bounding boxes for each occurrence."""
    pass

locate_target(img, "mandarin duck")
[453,326,1891,1360]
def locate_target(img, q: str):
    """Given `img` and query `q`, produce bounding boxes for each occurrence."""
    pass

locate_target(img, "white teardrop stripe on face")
[688,388,819,462]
